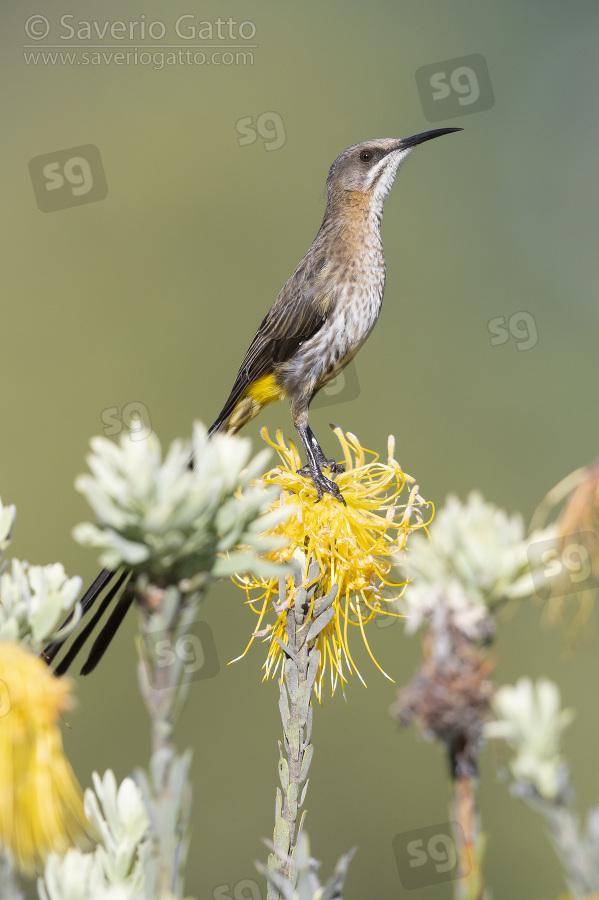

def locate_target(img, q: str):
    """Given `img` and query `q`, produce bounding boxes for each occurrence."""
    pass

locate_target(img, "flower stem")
[267,573,334,899]
[514,787,597,897]
[134,584,198,899]
[450,768,484,900]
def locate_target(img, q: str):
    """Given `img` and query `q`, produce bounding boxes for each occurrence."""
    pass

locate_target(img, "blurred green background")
[2,0,599,897]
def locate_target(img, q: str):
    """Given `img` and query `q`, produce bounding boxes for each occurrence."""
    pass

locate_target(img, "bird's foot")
[298,458,345,477]
[297,464,346,504]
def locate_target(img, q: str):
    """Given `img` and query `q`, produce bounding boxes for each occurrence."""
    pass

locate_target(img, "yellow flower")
[0,642,88,874]
[233,427,432,697]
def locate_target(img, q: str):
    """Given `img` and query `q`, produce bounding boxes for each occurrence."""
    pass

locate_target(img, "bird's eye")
[359,150,373,162]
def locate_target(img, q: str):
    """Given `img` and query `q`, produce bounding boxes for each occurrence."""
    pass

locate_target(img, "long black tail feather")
[43,567,136,676]
[43,568,117,666]
[52,570,131,676]
[80,586,135,676]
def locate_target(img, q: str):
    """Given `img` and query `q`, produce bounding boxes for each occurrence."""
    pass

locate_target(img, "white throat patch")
[369,148,412,210]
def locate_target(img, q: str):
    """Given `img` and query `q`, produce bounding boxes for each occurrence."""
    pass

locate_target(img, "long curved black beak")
[398,127,463,150]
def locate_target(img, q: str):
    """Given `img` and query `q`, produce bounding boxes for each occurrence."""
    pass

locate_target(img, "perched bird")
[44,127,462,675]
[208,127,461,500]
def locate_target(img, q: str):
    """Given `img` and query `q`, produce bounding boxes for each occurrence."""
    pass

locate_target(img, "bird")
[44,127,462,676]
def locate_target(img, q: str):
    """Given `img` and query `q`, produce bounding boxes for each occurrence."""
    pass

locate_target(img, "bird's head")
[325,128,462,212]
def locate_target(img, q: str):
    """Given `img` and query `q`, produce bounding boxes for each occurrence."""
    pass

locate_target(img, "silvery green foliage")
[485,678,574,800]
[38,850,138,900]
[0,500,81,653]
[486,680,599,897]
[0,494,82,650]
[84,771,150,891]
[37,771,150,900]
[133,749,193,900]
[398,491,555,638]
[0,560,82,650]
[73,423,289,587]
[258,832,356,900]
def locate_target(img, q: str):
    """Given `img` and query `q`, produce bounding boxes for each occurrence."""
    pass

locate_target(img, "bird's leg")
[297,425,345,475]
[295,423,346,504]
[305,425,345,473]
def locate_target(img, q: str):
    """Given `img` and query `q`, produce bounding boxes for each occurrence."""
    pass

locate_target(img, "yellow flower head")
[0,642,87,874]
[233,427,432,697]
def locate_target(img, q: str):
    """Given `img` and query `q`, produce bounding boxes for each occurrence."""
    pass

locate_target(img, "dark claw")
[297,464,346,504]
[314,470,346,504]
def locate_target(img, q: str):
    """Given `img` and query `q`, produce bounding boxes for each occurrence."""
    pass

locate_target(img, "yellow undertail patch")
[227,374,287,432]
[246,373,287,405]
